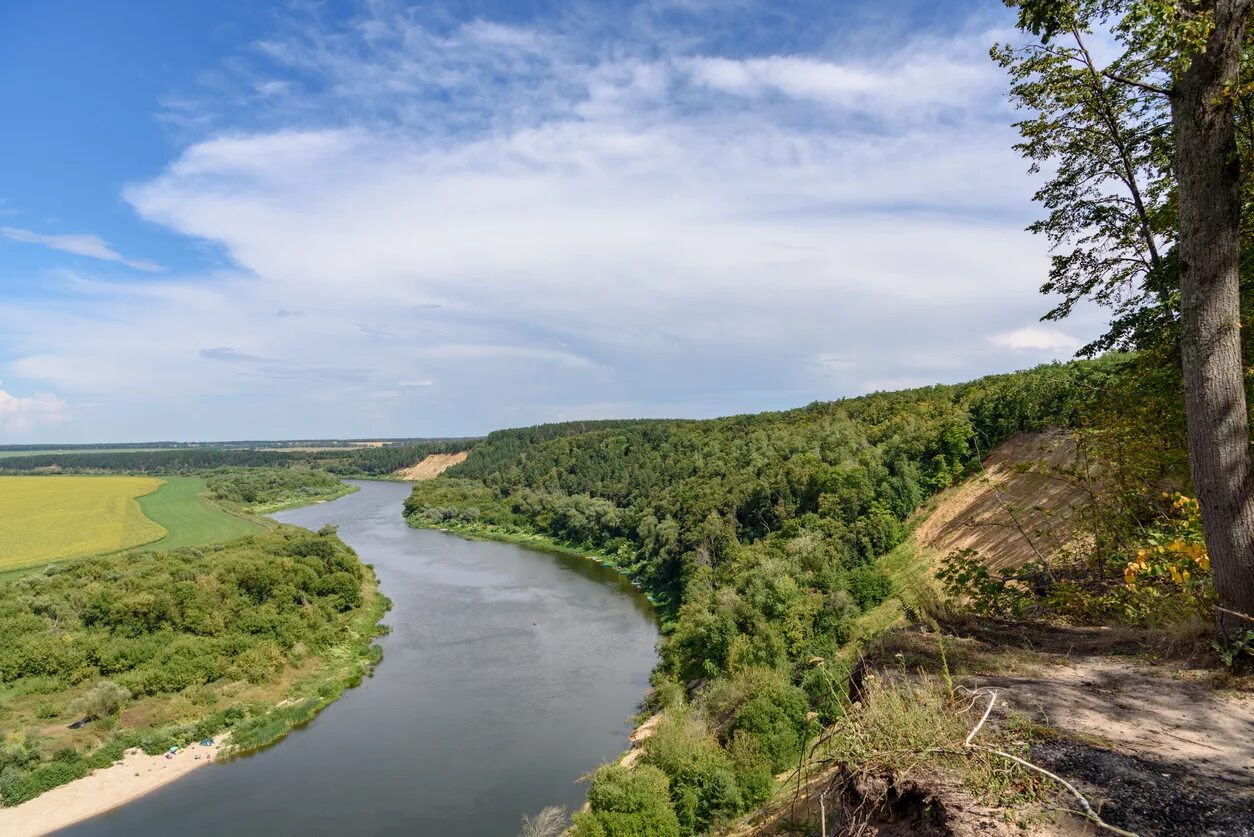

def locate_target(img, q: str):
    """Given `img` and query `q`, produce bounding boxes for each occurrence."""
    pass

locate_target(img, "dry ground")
[0,738,229,837]
[393,451,469,480]
[915,430,1090,571]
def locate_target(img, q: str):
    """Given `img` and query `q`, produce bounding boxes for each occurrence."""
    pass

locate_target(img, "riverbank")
[0,534,389,821]
[243,479,360,515]
[47,480,660,837]
[403,516,673,619]
[0,738,230,837]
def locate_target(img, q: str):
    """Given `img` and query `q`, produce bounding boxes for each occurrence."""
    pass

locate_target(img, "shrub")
[726,731,774,808]
[700,668,809,773]
[641,712,743,835]
[1,760,90,806]
[847,566,894,611]
[573,764,680,837]
[520,805,569,837]
[182,684,218,707]
[232,641,285,684]
[727,688,808,774]
[0,743,38,773]
[70,680,131,720]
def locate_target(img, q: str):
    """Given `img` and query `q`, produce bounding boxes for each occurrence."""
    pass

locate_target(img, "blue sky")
[0,0,1100,442]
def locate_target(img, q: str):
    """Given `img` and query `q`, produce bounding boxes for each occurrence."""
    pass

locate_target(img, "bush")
[1,760,90,806]
[182,684,218,707]
[521,805,569,837]
[573,764,680,837]
[70,680,131,720]
[729,695,807,773]
[726,731,774,808]
[847,566,894,611]
[641,713,743,835]
[233,641,285,684]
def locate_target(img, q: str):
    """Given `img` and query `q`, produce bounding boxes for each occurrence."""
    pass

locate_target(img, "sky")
[0,0,1103,443]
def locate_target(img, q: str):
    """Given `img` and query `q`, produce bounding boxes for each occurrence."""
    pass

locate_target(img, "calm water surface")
[59,480,658,837]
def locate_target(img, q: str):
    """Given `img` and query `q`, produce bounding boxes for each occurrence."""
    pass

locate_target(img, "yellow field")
[0,476,168,569]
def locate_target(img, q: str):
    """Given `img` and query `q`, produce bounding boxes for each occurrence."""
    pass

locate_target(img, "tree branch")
[1101,69,1172,97]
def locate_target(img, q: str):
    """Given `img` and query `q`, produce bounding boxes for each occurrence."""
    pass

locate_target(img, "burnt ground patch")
[1030,739,1253,836]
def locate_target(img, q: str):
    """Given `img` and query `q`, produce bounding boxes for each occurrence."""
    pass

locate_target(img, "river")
[57,479,659,836]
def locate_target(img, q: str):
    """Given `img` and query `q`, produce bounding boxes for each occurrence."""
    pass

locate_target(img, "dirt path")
[393,451,468,480]
[985,659,1253,790]
[976,656,1254,835]
[0,737,228,837]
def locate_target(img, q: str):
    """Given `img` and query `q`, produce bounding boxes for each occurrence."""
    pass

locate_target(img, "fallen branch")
[973,744,1139,837]
[962,687,1139,837]
[964,688,997,748]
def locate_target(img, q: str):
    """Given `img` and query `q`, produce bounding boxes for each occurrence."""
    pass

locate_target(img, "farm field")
[0,476,167,569]
[136,475,265,549]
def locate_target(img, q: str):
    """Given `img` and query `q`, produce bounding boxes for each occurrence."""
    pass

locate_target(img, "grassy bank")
[216,564,389,756]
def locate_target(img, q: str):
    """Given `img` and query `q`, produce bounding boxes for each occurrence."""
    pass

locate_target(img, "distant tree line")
[0,440,477,478]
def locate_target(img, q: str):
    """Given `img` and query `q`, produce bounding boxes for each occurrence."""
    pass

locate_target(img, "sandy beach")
[0,737,228,837]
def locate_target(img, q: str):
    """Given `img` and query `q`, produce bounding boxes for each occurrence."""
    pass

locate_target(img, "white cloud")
[0,226,162,272]
[0,382,68,435]
[685,52,987,112]
[990,326,1080,355]
[416,344,598,368]
[0,4,1104,441]
[682,26,1008,118]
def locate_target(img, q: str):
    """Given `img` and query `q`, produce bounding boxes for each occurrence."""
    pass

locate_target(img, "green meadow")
[136,475,266,549]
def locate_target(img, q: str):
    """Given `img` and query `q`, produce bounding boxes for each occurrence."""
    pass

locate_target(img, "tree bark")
[1173,0,1254,639]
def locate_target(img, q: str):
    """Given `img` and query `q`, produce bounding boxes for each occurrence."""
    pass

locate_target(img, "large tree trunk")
[1173,0,1254,639]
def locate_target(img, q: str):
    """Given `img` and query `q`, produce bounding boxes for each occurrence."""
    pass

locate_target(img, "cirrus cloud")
[1,226,162,272]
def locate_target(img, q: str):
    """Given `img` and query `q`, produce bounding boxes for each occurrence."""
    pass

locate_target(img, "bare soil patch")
[916,430,1089,571]
[394,451,469,481]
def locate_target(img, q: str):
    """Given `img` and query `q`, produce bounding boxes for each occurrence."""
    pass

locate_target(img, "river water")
[57,480,659,836]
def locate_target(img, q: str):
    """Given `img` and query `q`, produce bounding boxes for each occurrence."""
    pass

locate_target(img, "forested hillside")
[404,357,1156,835]
[409,359,1121,609]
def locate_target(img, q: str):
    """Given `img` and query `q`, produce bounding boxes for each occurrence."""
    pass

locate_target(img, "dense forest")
[404,357,1161,834]
[408,359,1123,609]
[0,527,386,806]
